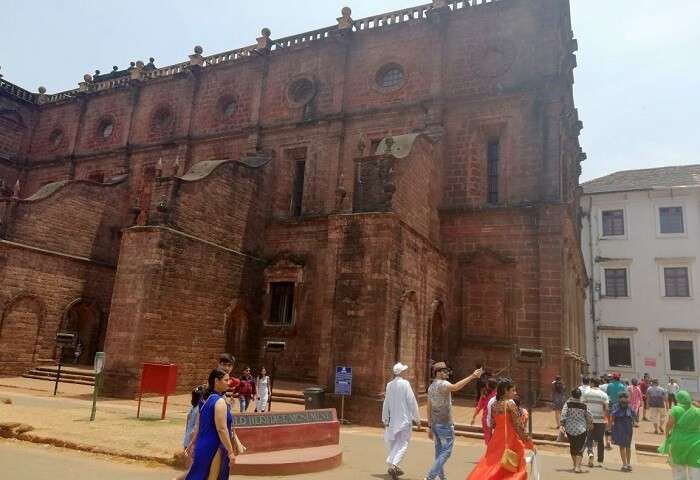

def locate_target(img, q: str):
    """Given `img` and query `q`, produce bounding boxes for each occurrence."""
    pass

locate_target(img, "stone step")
[21,373,95,386]
[270,394,305,405]
[26,368,95,381]
[234,444,342,476]
[34,365,96,378]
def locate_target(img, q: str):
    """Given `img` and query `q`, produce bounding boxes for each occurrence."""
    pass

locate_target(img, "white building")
[582,165,700,394]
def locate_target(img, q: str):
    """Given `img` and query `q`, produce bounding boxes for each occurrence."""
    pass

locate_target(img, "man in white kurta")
[382,362,420,479]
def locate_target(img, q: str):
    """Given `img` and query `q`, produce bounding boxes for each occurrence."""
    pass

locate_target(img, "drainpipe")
[584,196,599,374]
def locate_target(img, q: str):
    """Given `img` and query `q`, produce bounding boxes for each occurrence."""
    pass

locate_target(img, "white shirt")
[668,382,680,395]
[579,384,590,395]
[486,395,498,429]
[600,383,609,393]
[581,387,609,423]
[382,376,420,442]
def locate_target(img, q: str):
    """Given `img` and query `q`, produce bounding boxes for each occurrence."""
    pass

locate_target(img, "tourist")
[185,369,242,480]
[174,385,207,480]
[382,362,420,480]
[658,390,700,479]
[560,388,592,473]
[610,391,635,472]
[551,376,566,429]
[647,379,669,434]
[474,363,490,403]
[467,378,536,479]
[640,373,650,421]
[218,354,240,406]
[668,378,681,407]
[471,377,498,443]
[579,376,591,395]
[628,378,643,427]
[606,372,626,409]
[254,366,270,413]
[582,377,609,467]
[236,366,256,413]
[424,362,483,480]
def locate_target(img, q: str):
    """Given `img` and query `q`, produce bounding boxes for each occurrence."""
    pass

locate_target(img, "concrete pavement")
[1,428,670,480]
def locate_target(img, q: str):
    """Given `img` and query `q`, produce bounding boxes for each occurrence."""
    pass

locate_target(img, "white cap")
[393,362,408,376]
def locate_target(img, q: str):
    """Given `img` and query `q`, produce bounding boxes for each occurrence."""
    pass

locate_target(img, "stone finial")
[144,58,156,71]
[79,74,93,92]
[129,60,144,81]
[256,28,272,51]
[37,86,47,104]
[189,45,204,68]
[156,158,163,177]
[173,156,181,175]
[357,133,366,156]
[337,7,353,30]
[95,69,101,76]
[12,179,20,198]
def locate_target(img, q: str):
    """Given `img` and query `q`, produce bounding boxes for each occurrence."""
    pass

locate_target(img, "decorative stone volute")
[189,46,204,68]
[337,7,353,30]
[256,28,272,51]
[79,74,93,92]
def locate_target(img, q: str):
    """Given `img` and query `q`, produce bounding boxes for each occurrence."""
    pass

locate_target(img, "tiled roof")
[582,165,700,194]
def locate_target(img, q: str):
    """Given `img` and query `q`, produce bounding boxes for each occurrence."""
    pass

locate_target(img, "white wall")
[581,187,700,394]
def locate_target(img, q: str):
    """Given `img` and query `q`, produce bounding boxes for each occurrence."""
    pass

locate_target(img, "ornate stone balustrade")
[1,0,501,105]
[0,78,35,103]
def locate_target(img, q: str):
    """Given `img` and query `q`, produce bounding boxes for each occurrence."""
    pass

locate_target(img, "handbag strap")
[503,400,510,449]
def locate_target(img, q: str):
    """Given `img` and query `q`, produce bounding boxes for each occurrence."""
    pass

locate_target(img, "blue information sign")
[335,366,352,396]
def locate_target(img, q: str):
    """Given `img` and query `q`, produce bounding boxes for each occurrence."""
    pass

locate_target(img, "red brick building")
[0,0,587,421]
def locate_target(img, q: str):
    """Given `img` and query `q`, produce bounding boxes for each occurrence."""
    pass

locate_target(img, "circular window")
[218,96,238,118]
[152,107,174,133]
[98,119,114,138]
[376,64,405,90]
[49,129,64,149]
[287,78,315,105]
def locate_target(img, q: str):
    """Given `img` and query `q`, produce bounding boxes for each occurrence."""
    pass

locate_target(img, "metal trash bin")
[303,387,325,410]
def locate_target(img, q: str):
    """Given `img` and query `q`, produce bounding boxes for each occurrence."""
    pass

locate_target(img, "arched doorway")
[0,294,44,374]
[60,300,103,365]
[225,303,249,366]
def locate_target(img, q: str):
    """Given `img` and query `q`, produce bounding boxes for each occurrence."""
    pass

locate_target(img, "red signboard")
[137,363,177,420]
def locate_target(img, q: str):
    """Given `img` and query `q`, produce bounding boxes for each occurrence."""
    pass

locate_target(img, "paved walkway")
[1,429,670,480]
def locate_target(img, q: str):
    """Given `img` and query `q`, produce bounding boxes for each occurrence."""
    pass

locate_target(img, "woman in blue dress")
[185,369,237,480]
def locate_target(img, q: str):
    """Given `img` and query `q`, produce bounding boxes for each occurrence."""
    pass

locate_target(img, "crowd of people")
[553,372,700,477]
[382,362,700,480]
[176,354,270,480]
[382,361,535,480]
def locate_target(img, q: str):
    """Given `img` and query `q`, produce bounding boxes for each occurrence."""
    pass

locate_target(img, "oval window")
[288,78,315,105]
[99,120,114,138]
[49,129,64,148]
[376,64,405,90]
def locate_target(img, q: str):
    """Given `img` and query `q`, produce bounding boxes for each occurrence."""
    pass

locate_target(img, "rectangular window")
[608,337,632,368]
[486,140,499,204]
[269,282,295,325]
[669,340,695,372]
[291,160,306,217]
[664,267,690,297]
[659,206,684,234]
[604,268,628,297]
[602,209,625,236]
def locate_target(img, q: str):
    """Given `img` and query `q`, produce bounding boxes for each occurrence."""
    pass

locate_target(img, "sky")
[1,1,698,182]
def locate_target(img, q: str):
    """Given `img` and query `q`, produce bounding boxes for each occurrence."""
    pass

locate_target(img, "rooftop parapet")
[1,0,502,105]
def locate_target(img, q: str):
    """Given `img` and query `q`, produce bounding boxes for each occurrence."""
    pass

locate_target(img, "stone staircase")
[22,364,95,386]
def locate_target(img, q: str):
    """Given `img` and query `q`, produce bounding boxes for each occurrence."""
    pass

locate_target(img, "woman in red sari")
[467,378,536,480]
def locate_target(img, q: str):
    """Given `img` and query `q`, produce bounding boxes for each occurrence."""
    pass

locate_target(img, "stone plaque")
[233,409,335,427]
